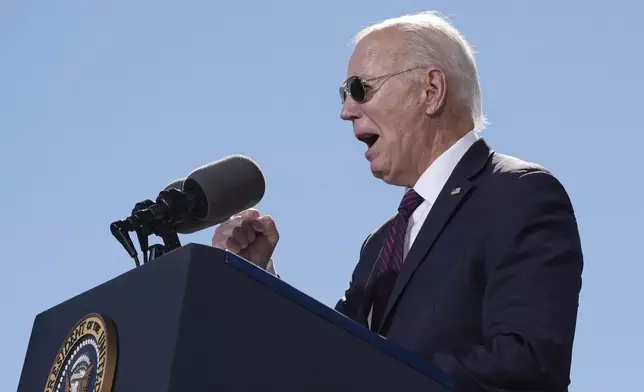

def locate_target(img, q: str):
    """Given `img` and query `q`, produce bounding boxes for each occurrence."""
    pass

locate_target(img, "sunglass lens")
[348,77,366,102]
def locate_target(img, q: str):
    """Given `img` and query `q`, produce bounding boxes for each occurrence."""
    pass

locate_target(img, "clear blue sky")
[1,1,642,390]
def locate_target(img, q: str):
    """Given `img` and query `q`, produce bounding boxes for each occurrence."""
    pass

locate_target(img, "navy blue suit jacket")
[335,139,583,392]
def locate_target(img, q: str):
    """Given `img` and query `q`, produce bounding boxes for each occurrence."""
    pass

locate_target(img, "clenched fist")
[211,209,279,269]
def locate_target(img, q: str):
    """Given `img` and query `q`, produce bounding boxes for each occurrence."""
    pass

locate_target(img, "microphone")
[110,155,266,264]
[160,178,222,234]
[182,154,266,227]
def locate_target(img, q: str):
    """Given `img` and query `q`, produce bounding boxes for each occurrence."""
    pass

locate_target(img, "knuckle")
[242,221,255,234]
[225,237,238,248]
[231,226,243,236]
[266,218,278,232]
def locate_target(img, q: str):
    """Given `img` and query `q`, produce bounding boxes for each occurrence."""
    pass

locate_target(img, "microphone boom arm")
[111,188,193,265]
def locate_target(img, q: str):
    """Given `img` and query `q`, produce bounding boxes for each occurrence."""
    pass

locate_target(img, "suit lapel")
[376,139,493,333]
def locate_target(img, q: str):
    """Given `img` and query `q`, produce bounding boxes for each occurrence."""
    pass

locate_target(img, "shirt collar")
[412,130,480,205]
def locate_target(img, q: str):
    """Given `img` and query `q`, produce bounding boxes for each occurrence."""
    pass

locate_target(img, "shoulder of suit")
[489,152,551,176]
[485,152,573,202]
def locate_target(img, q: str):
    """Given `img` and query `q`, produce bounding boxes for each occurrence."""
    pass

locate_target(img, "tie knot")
[398,188,424,217]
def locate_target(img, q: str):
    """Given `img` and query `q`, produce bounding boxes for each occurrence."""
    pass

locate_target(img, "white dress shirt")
[403,130,479,260]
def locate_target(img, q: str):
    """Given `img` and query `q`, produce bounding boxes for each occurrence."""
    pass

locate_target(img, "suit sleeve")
[431,171,583,392]
[334,234,372,327]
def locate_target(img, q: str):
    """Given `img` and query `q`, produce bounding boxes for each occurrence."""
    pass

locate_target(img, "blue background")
[1,1,642,390]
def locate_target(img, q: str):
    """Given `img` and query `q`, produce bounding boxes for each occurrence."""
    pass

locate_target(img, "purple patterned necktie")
[375,188,425,277]
[370,188,425,330]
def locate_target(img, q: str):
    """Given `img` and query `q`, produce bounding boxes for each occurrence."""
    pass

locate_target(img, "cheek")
[381,124,408,152]
[364,88,419,153]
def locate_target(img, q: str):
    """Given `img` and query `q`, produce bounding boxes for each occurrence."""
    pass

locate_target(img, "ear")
[422,68,448,117]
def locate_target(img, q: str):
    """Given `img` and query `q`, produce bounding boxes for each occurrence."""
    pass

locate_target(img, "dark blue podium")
[18,243,454,391]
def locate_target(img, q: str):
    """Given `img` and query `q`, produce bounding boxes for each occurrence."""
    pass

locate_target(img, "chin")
[369,157,401,185]
[371,167,399,185]
[369,161,385,179]
[371,170,385,181]
[372,165,406,186]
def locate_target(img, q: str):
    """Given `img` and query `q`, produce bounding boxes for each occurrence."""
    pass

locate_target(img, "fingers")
[251,216,275,233]
[224,237,242,253]
[222,219,252,251]
[251,216,279,245]
[240,219,257,244]
[211,209,267,253]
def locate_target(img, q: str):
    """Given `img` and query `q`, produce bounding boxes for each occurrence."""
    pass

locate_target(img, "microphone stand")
[148,220,182,262]
[111,189,188,266]
[110,220,141,267]
[132,200,154,264]
[148,244,165,261]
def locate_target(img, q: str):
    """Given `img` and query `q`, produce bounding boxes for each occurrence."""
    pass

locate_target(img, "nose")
[340,95,361,121]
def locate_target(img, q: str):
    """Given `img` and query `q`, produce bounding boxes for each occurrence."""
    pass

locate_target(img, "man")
[211,11,583,392]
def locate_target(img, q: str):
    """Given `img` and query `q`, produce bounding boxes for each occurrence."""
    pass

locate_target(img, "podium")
[18,243,454,391]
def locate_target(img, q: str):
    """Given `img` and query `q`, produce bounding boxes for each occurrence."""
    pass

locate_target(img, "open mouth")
[357,133,380,148]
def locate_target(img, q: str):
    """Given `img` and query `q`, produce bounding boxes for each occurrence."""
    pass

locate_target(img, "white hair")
[354,11,487,133]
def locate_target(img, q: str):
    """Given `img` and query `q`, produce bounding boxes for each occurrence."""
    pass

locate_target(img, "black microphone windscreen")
[183,155,265,226]
[163,178,222,234]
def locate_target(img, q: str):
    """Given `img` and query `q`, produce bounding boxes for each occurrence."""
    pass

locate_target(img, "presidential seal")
[43,313,117,392]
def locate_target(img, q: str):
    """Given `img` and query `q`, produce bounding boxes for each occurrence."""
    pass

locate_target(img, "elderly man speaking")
[212,11,583,392]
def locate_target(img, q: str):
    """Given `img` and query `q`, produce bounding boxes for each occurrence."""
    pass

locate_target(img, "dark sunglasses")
[339,66,429,104]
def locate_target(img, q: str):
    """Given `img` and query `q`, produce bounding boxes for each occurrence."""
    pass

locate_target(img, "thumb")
[252,216,278,236]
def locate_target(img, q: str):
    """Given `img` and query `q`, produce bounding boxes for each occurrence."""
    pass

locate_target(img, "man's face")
[340,30,428,187]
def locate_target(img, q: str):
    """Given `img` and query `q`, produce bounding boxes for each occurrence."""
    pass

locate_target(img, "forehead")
[347,29,405,78]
